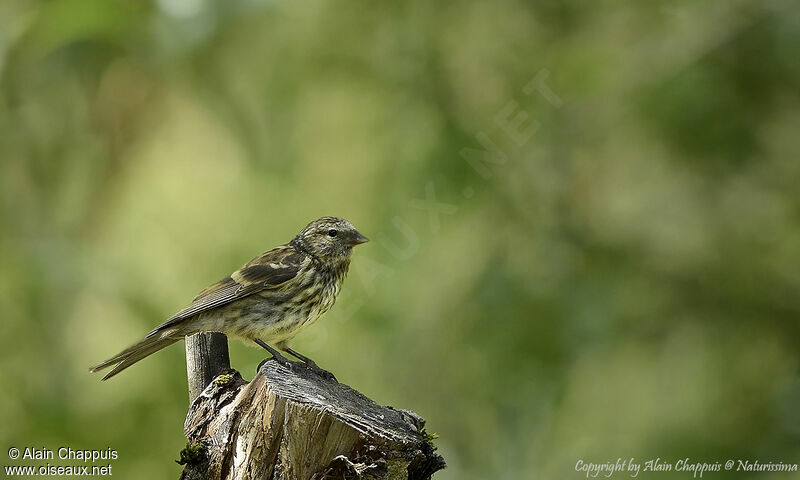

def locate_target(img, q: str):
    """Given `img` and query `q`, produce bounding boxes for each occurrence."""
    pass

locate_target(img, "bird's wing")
[146,246,306,337]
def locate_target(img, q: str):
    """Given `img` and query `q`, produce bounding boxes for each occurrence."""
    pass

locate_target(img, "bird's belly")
[230,310,309,343]
[196,286,338,343]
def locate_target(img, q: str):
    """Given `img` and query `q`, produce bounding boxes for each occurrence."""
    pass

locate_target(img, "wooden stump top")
[180,360,445,480]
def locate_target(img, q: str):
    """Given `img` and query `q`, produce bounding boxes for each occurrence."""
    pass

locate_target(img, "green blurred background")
[2,0,800,478]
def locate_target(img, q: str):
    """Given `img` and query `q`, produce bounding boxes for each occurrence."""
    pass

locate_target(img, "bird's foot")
[256,353,295,373]
[256,358,268,373]
[254,338,298,374]
[255,356,334,380]
[301,360,337,382]
[282,346,337,381]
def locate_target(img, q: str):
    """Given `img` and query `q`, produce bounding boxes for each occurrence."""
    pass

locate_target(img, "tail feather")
[90,331,182,381]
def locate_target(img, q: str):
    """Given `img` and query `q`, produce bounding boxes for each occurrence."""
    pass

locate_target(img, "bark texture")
[179,360,445,480]
[185,332,232,403]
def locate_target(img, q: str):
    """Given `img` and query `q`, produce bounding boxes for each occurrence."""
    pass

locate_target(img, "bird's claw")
[256,355,336,381]
[256,358,268,373]
[280,347,336,381]
[256,354,294,374]
[303,362,337,382]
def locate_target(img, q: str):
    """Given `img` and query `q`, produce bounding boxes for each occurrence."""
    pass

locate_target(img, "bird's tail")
[89,329,184,381]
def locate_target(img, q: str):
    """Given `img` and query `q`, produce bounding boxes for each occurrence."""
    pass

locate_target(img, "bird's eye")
[327,229,338,237]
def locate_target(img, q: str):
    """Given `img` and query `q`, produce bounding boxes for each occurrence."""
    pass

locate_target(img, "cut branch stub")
[185,332,231,404]
[180,361,445,480]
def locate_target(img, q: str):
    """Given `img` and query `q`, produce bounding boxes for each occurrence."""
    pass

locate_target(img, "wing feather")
[146,246,305,337]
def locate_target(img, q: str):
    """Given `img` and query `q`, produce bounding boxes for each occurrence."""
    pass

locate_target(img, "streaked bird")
[90,216,368,380]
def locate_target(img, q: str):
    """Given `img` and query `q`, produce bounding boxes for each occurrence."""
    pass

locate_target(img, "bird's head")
[292,217,368,261]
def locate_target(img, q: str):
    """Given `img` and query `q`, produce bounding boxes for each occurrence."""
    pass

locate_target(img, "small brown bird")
[90,217,368,380]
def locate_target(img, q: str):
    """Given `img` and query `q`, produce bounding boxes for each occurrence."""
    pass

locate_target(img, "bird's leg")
[254,339,294,372]
[281,344,337,382]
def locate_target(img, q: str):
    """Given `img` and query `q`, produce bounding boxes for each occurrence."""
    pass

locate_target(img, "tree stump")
[178,360,446,480]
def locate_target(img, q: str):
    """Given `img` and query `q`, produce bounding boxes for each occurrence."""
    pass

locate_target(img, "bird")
[90,216,368,381]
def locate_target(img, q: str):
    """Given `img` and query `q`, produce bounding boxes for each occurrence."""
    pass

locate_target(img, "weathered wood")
[179,360,446,480]
[185,332,231,403]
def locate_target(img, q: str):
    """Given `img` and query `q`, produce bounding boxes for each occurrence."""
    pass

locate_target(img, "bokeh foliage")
[1,0,799,478]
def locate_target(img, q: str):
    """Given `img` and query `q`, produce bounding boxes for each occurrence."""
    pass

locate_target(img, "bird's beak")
[347,231,369,247]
